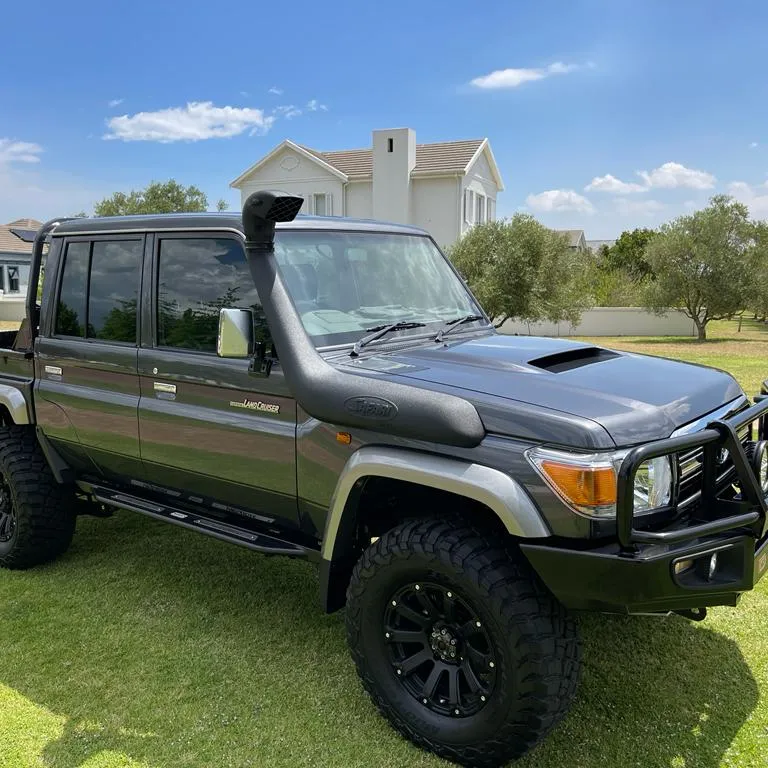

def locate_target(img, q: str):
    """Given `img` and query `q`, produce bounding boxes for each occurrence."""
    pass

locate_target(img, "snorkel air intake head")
[242,190,303,251]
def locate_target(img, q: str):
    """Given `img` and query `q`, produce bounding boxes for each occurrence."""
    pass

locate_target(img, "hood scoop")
[528,346,620,373]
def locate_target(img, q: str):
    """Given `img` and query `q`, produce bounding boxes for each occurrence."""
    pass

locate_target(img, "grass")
[1,320,767,768]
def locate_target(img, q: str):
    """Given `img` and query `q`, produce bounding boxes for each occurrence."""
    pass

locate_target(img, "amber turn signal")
[336,432,352,445]
[540,460,617,508]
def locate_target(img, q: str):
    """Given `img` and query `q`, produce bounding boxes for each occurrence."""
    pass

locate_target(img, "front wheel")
[345,519,581,767]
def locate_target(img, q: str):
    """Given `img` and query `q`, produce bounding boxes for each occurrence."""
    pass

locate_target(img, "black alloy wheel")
[383,581,496,717]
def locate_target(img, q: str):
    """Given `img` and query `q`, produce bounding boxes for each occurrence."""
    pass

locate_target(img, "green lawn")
[1,320,767,768]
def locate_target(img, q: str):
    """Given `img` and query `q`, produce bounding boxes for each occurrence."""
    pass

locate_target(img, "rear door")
[35,234,144,479]
[137,233,299,527]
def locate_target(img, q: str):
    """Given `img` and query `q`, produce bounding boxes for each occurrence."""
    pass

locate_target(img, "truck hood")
[342,333,744,448]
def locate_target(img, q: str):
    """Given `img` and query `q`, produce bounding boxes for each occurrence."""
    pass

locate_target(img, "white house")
[230,128,504,247]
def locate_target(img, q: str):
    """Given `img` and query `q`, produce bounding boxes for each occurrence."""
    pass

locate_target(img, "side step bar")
[92,486,309,557]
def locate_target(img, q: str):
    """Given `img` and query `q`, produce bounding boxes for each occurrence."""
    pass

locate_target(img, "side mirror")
[217,308,254,358]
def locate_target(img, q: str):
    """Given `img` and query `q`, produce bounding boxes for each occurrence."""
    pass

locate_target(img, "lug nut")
[385,632,390,639]
[441,628,447,635]
[450,639,456,645]
[396,669,402,675]
[480,695,486,702]
[454,709,460,715]
[489,661,495,668]
[414,585,420,591]
[391,600,397,606]
[447,592,453,598]
[423,698,428,704]
[476,621,482,628]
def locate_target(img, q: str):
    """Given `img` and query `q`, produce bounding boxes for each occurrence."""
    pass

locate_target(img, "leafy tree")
[749,221,768,322]
[602,228,657,280]
[448,216,592,327]
[94,180,209,216]
[643,195,756,341]
[216,199,230,212]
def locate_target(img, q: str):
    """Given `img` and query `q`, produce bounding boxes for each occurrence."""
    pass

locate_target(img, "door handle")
[153,382,177,394]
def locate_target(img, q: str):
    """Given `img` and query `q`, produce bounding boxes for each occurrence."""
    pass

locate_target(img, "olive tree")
[94,180,227,216]
[448,215,592,328]
[643,195,756,341]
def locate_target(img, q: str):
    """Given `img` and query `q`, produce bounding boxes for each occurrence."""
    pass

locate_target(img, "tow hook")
[674,607,708,622]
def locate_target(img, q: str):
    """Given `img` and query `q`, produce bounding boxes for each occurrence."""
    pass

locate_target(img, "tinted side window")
[89,240,141,342]
[55,242,89,337]
[157,238,264,352]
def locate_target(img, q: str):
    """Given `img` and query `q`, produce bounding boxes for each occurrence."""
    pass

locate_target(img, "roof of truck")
[52,213,429,237]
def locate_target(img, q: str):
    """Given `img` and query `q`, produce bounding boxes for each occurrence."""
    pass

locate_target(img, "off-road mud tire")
[345,519,581,767]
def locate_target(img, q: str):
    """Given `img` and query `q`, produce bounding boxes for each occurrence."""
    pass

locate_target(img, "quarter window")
[157,238,266,353]
[54,239,141,343]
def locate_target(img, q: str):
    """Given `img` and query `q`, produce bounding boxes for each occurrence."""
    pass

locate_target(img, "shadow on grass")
[0,513,759,768]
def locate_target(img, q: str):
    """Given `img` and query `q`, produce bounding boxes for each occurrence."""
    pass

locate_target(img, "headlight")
[527,447,674,519]
[633,457,673,513]
[747,440,768,492]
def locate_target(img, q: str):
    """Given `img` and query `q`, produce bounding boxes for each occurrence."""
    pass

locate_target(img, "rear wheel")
[345,519,581,767]
[0,426,75,569]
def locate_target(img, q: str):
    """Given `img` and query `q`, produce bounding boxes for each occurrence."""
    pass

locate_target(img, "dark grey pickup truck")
[0,191,766,766]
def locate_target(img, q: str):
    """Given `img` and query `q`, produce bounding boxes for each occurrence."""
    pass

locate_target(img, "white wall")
[372,128,415,223]
[345,181,373,218]
[499,307,696,337]
[411,176,460,247]
[237,148,344,216]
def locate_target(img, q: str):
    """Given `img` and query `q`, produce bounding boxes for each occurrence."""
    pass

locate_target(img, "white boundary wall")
[498,307,696,337]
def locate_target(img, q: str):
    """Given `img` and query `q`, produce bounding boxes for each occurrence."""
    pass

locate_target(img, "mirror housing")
[217,308,254,358]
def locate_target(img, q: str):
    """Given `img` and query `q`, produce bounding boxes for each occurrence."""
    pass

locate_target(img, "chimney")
[372,128,415,224]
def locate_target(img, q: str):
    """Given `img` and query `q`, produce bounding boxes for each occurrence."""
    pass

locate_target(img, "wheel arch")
[319,446,550,612]
[0,383,32,425]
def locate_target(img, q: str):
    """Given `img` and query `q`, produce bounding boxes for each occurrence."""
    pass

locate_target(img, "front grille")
[675,424,751,510]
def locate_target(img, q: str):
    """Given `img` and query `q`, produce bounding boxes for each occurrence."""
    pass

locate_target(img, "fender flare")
[322,447,550,562]
[318,447,550,611]
[0,383,31,424]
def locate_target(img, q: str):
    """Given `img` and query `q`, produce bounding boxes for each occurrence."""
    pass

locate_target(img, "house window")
[475,193,486,224]
[388,138,394,153]
[463,189,474,225]
[7,266,20,293]
[312,193,332,217]
[487,198,496,221]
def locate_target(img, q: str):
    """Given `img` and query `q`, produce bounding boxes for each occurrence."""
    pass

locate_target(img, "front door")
[137,234,298,527]
[35,234,144,480]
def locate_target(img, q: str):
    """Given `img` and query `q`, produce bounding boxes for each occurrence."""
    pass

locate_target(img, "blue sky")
[2,0,768,237]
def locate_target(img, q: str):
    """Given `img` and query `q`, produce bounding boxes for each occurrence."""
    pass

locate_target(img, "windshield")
[274,230,484,347]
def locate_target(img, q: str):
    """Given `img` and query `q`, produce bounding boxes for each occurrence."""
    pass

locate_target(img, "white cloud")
[585,173,647,194]
[0,139,43,165]
[268,86,283,95]
[750,141,759,149]
[107,98,124,108]
[728,180,768,218]
[614,198,665,216]
[470,61,581,89]
[526,189,594,214]
[637,161,715,190]
[306,99,328,112]
[274,105,302,119]
[103,101,275,142]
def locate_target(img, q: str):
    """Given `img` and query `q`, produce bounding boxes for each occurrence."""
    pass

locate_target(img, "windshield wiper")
[434,314,485,343]
[350,321,427,357]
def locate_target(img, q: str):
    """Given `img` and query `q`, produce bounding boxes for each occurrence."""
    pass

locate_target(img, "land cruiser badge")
[230,398,280,414]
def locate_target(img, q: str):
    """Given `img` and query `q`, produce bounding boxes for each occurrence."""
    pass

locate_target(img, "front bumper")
[521,395,768,614]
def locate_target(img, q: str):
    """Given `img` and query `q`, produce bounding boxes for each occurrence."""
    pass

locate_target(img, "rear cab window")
[54,238,142,344]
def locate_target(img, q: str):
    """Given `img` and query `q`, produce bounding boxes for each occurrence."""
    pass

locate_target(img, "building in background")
[556,229,588,252]
[0,218,38,322]
[230,128,504,247]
